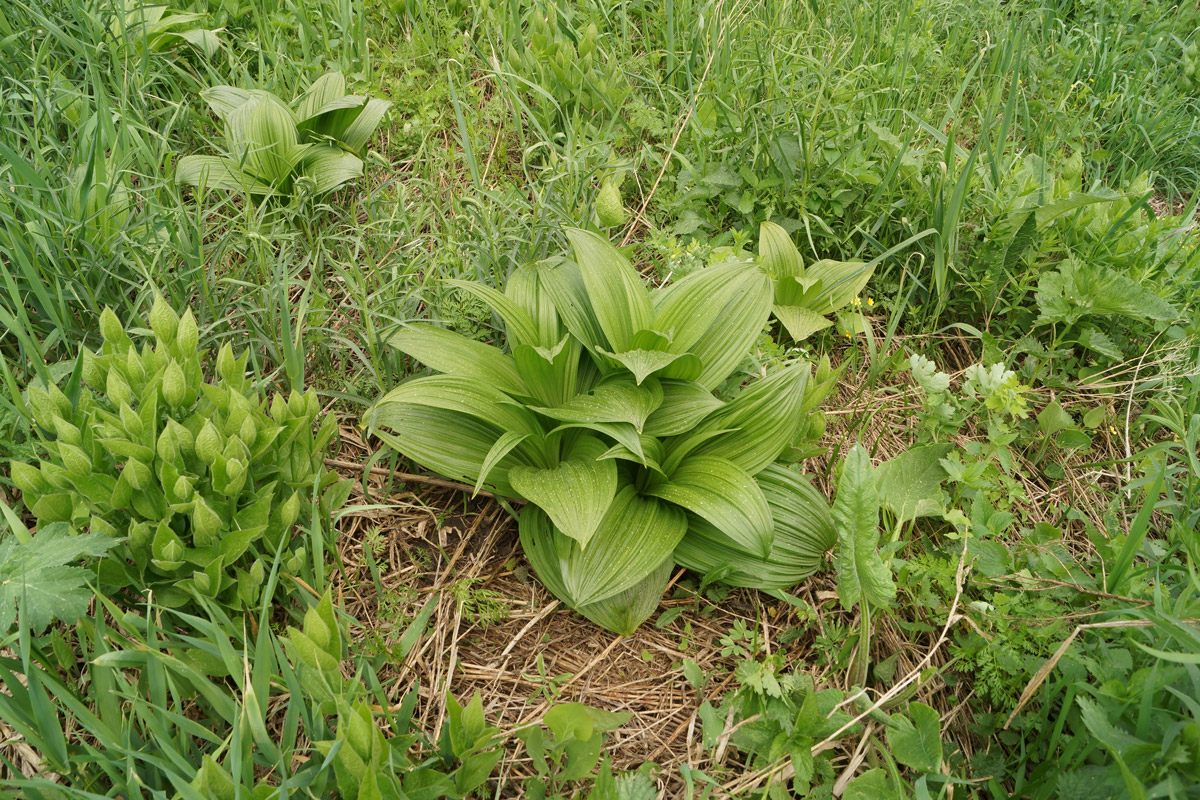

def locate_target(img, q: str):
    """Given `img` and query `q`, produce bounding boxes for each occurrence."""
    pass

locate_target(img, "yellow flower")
[867,297,874,307]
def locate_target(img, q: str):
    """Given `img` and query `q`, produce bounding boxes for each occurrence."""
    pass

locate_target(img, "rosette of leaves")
[366,228,835,634]
[10,298,352,610]
[757,221,877,342]
[177,72,390,203]
[108,0,221,57]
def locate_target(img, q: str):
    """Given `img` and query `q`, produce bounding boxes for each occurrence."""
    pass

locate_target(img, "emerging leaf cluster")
[177,72,390,203]
[11,297,352,613]
[367,228,838,633]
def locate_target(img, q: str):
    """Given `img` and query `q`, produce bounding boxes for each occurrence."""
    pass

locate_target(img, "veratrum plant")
[177,72,390,203]
[108,0,221,58]
[10,298,352,611]
[366,229,836,634]
[757,221,878,342]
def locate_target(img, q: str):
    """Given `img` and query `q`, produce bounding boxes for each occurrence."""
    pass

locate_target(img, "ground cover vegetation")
[0,0,1198,796]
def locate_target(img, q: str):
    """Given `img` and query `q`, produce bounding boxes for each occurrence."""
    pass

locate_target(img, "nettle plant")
[10,299,351,611]
[177,72,390,204]
[366,229,837,634]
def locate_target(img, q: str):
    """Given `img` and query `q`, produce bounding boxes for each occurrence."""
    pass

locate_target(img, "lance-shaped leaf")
[575,559,674,635]
[513,335,582,407]
[758,221,805,284]
[601,348,702,386]
[519,488,687,608]
[510,440,617,549]
[531,378,663,434]
[475,431,531,498]
[833,444,895,610]
[565,228,654,353]
[643,380,723,437]
[647,456,773,558]
[505,261,564,348]
[669,361,810,475]
[388,324,527,398]
[652,259,773,389]
[674,464,835,588]
[371,374,544,438]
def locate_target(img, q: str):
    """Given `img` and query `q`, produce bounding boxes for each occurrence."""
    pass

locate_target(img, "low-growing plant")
[177,71,390,205]
[107,0,222,58]
[9,297,352,612]
[366,228,838,634]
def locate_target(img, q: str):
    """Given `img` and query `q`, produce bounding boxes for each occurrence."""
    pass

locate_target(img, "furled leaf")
[176,156,272,194]
[647,456,773,558]
[0,523,117,633]
[833,444,895,610]
[513,336,584,407]
[575,559,674,635]
[371,374,544,438]
[874,444,953,523]
[793,259,874,314]
[642,380,723,437]
[757,221,805,283]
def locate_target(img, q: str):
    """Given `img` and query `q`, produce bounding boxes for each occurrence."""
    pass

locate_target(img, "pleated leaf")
[370,375,544,439]
[773,305,835,342]
[176,156,272,194]
[758,221,805,284]
[795,259,875,314]
[669,362,810,475]
[475,431,531,498]
[575,559,674,635]
[601,348,702,385]
[201,86,270,121]
[833,445,895,610]
[643,380,723,437]
[513,336,581,407]
[565,228,654,353]
[293,72,347,121]
[301,147,363,196]
[505,261,564,348]
[646,455,773,558]
[538,257,609,354]
[531,379,663,434]
[510,442,617,549]
[674,464,835,588]
[561,486,687,606]
[388,324,527,398]
[368,409,519,496]
[652,259,773,389]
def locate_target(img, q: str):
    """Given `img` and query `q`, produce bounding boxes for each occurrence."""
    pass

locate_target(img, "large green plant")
[366,229,836,634]
[9,298,352,611]
[177,72,390,204]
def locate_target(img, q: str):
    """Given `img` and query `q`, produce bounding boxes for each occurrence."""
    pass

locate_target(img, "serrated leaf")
[0,524,117,633]
[833,444,894,610]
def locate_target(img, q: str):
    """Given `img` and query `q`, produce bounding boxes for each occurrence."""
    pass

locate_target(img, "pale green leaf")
[795,259,875,314]
[300,146,363,196]
[757,221,805,282]
[0,524,117,633]
[652,259,773,389]
[647,456,773,558]
[510,442,617,549]
[600,348,702,385]
[293,72,348,122]
[772,305,834,342]
[200,85,269,121]
[388,324,527,398]
[531,378,663,434]
[175,156,271,194]
[673,464,835,588]
[643,380,723,437]
[340,98,391,152]
[575,559,673,635]
[565,228,654,352]
[371,374,543,438]
[833,444,894,610]
[475,431,531,498]
[513,336,583,407]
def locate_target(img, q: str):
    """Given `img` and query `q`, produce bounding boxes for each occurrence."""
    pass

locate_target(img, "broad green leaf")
[537,259,608,354]
[371,374,544,438]
[597,437,666,475]
[293,72,348,122]
[833,445,894,610]
[224,95,307,185]
[388,324,527,398]
[647,456,773,558]
[673,464,835,588]
[671,361,809,475]
[772,305,835,342]
[531,378,663,434]
[643,380,723,437]
[874,444,952,523]
[300,147,363,196]
[885,702,943,773]
[794,259,874,314]
[757,221,804,282]
[575,559,673,637]
[510,441,617,549]
[842,769,892,800]
[200,85,268,120]
[601,348,702,385]
[565,228,654,352]
[551,421,646,465]
[652,260,773,389]
[513,336,583,407]
[175,156,271,194]
[340,98,391,153]
[505,261,564,348]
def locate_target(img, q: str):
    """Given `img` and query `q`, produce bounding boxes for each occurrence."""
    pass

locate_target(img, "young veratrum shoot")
[366,229,837,634]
